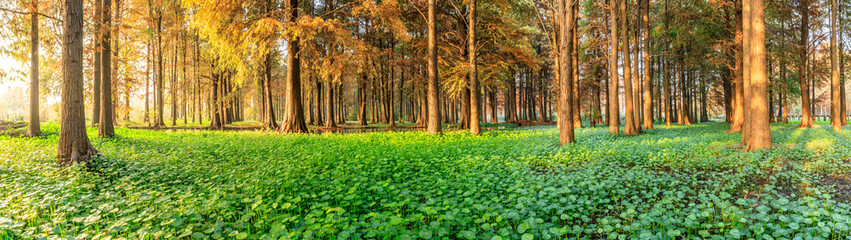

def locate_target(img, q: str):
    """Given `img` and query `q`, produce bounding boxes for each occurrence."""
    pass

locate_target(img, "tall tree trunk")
[469,0,481,134]
[427,0,441,134]
[798,0,813,128]
[145,39,150,124]
[279,0,308,133]
[155,14,164,127]
[99,0,114,138]
[747,0,771,150]
[559,0,575,144]
[730,2,744,132]
[92,0,101,127]
[58,0,97,166]
[642,0,653,129]
[325,80,336,128]
[263,53,278,129]
[27,0,42,137]
[742,0,753,143]
[572,2,581,128]
[358,72,367,125]
[831,0,841,130]
[608,0,620,134]
[621,0,637,135]
[632,6,641,131]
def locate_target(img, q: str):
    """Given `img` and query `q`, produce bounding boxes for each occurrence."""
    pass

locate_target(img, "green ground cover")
[2,123,851,239]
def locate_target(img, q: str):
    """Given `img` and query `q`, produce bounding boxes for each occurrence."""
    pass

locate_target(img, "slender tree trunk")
[798,0,813,128]
[427,0,441,134]
[263,53,278,129]
[92,0,101,127]
[642,0,652,129]
[58,0,97,166]
[98,0,114,138]
[831,0,841,130]
[622,0,637,135]
[747,0,771,150]
[741,0,753,142]
[558,0,575,144]
[572,3,581,128]
[469,0,481,134]
[325,80,336,128]
[27,0,42,137]
[608,0,620,134]
[155,14,164,127]
[358,72,367,125]
[632,6,641,131]
[731,2,744,132]
[145,39,150,124]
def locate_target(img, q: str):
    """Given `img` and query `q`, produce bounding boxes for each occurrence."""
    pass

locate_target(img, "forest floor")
[2,122,851,239]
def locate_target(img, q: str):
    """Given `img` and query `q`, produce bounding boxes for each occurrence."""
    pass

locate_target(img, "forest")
[2,0,851,238]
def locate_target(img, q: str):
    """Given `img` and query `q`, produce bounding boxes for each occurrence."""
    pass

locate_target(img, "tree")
[99,0,115,138]
[93,0,102,127]
[608,0,620,135]
[469,0,481,135]
[745,0,770,150]
[559,0,575,144]
[797,0,813,128]
[426,0,442,134]
[831,0,840,131]
[279,0,308,133]
[621,0,637,135]
[26,0,41,137]
[57,0,97,166]
[641,0,652,130]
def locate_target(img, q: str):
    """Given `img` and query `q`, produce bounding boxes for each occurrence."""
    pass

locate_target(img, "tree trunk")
[608,0,620,134]
[92,0,101,127]
[559,0,575,144]
[358,72,367,125]
[263,53,278,129]
[325,80,336,128]
[642,0,653,129]
[58,0,97,166]
[747,0,771,150]
[27,0,42,137]
[155,14,164,127]
[572,3,581,128]
[427,0,441,134]
[279,0,308,133]
[469,0,481,134]
[99,0,114,138]
[621,0,637,135]
[798,0,813,128]
[831,0,841,130]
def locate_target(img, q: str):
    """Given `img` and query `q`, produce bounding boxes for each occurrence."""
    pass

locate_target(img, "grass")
[2,122,851,239]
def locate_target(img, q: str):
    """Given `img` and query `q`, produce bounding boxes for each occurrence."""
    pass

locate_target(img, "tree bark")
[58,0,97,167]
[92,0,101,127]
[621,0,637,135]
[263,53,278,129]
[831,0,841,130]
[608,0,620,134]
[642,0,652,129]
[469,0,481,134]
[558,0,575,144]
[98,0,114,138]
[798,0,813,128]
[279,0,308,133]
[747,0,771,150]
[27,0,42,137]
[426,0,442,134]
[572,2,581,128]
[730,2,744,132]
